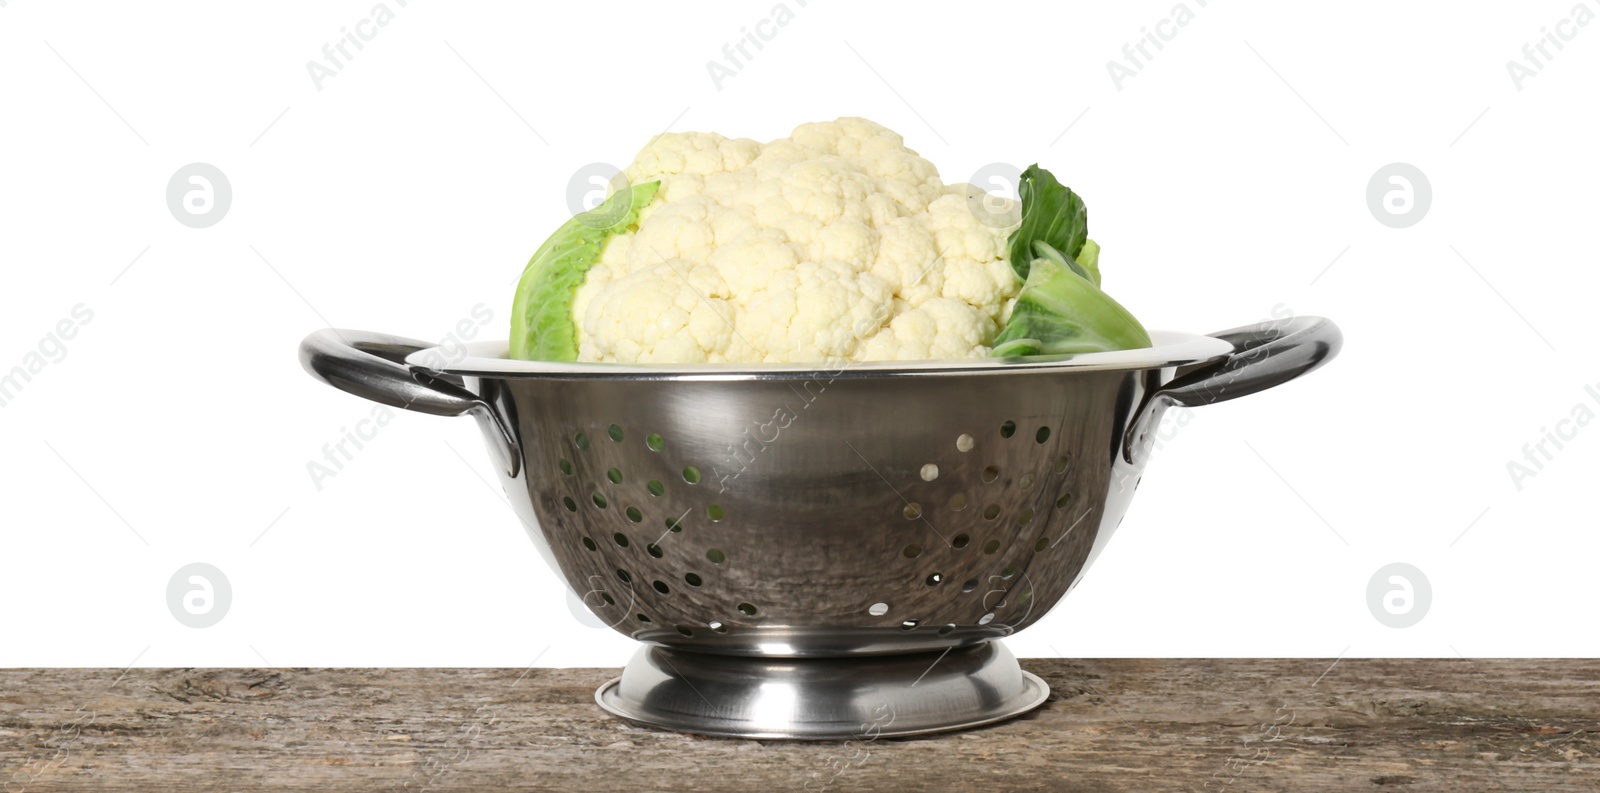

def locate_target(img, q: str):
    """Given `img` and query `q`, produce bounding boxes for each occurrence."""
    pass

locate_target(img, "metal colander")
[300,317,1340,738]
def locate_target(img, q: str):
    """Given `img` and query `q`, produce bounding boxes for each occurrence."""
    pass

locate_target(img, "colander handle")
[298,329,521,476]
[299,329,484,416]
[1159,315,1342,406]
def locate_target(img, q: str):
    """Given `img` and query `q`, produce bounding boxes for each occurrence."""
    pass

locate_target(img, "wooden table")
[2,660,1596,791]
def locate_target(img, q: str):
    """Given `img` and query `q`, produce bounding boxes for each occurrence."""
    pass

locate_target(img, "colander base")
[595,640,1048,739]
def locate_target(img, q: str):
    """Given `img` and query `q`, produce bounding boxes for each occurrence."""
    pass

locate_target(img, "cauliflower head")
[570,118,1022,363]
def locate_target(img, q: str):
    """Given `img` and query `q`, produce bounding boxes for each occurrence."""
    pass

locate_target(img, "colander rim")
[403,330,1231,380]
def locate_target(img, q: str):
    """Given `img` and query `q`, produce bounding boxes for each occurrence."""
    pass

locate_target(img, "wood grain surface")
[2,659,1596,792]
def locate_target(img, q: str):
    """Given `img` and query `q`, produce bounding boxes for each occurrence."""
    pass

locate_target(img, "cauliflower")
[582,118,1020,363]
[509,118,1149,364]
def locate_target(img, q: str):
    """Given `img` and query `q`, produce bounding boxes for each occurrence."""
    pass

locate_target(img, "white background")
[1,0,1596,668]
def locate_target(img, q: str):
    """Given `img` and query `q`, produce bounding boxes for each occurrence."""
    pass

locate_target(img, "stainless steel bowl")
[299,316,1341,738]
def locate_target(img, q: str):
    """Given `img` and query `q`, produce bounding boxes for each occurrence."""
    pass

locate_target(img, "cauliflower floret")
[923,193,1012,263]
[575,117,1023,363]
[578,260,736,363]
[624,132,762,182]
[859,298,999,361]
[626,195,718,267]
[869,217,943,307]
[736,261,894,363]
